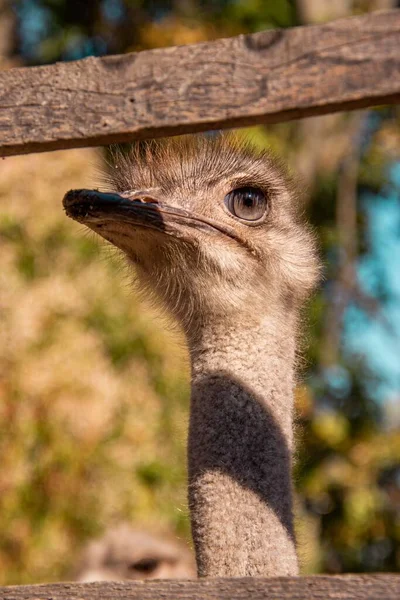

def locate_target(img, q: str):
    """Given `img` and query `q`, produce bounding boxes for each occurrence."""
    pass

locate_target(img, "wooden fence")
[0,7,399,599]
[1,9,400,157]
[1,575,400,600]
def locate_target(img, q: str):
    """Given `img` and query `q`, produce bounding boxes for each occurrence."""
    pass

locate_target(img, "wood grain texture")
[1,576,400,600]
[1,9,400,157]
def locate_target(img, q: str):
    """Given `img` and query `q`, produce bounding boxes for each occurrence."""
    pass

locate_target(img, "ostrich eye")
[128,558,159,575]
[224,187,267,222]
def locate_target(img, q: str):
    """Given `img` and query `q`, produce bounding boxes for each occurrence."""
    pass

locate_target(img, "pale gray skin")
[63,135,319,577]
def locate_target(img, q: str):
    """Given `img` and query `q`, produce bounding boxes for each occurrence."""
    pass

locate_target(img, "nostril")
[122,190,161,205]
[138,196,160,205]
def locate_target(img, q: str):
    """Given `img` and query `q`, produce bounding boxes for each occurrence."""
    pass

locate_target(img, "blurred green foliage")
[0,0,399,584]
[14,0,298,64]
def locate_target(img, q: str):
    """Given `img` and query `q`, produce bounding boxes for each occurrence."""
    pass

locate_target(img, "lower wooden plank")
[0,575,399,600]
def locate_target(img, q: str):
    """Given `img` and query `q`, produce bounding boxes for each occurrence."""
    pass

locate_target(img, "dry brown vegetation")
[0,149,190,584]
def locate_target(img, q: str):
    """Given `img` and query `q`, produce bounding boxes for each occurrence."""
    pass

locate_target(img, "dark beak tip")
[63,188,90,209]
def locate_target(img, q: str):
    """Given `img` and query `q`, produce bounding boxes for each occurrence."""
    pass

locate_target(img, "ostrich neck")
[187,311,299,577]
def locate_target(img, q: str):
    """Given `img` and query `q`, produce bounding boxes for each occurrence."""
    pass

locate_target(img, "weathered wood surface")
[1,576,400,600]
[1,10,400,157]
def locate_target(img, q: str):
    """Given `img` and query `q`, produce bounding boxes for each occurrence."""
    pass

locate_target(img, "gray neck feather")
[187,312,299,577]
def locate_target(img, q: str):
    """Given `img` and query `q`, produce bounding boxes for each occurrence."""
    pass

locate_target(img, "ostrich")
[63,135,319,577]
[73,524,195,582]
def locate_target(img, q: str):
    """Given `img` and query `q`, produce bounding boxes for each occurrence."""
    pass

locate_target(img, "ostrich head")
[63,135,318,336]
[74,525,195,582]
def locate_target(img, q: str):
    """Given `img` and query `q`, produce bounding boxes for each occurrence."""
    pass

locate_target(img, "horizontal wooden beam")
[1,575,400,600]
[1,10,400,157]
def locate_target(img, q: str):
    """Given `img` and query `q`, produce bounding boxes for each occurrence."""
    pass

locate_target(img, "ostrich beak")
[63,188,167,232]
[63,188,250,250]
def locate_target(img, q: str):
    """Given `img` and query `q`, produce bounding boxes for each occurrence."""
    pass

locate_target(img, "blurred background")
[0,0,399,584]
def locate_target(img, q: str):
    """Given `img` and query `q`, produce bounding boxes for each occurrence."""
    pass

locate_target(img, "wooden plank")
[1,575,400,600]
[1,9,400,157]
